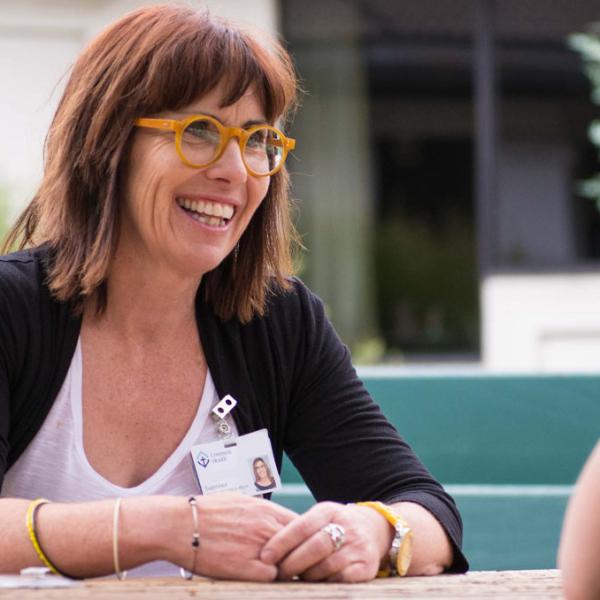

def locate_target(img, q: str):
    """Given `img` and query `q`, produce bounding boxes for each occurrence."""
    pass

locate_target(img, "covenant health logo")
[196,451,210,468]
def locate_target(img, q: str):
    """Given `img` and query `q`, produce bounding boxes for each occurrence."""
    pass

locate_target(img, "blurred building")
[284,0,600,371]
[1,0,600,370]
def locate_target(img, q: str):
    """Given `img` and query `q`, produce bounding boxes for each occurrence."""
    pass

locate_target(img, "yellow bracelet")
[356,501,413,577]
[25,498,61,575]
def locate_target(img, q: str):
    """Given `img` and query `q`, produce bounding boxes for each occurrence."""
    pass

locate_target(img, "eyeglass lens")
[181,118,284,174]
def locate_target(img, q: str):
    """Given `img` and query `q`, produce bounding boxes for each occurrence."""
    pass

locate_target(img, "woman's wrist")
[356,501,414,576]
[355,503,396,562]
[131,496,192,566]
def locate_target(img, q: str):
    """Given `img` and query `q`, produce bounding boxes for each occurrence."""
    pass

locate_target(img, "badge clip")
[211,395,237,420]
[211,395,238,439]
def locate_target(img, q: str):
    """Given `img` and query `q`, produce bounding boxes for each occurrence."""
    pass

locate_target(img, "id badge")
[191,429,281,496]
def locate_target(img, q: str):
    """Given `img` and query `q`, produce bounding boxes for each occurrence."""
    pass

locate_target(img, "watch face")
[397,531,413,576]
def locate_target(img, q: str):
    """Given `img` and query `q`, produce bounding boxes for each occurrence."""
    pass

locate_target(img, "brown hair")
[3,4,299,322]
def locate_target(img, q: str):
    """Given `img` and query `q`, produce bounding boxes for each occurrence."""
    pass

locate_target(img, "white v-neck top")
[2,337,238,577]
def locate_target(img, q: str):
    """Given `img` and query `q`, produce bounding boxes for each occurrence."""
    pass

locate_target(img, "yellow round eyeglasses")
[134,114,296,177]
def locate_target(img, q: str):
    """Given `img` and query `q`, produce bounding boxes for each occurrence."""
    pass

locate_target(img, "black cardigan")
[0,247,468,572]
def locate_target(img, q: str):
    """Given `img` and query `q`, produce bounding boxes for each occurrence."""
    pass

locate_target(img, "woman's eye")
[247,130,269,149]
[184,121,220,144]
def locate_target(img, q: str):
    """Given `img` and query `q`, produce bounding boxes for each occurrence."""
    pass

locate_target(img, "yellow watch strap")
[356,501,412,577]
[357,501,409,528]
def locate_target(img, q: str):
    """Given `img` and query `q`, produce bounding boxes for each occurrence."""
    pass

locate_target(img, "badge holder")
[191,394,281,496]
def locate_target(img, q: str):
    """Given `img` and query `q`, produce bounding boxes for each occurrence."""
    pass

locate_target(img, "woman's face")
[255,460,268,479]
[121,83,271,279]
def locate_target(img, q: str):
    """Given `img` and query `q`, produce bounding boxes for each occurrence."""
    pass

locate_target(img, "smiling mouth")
[176,197,234,227]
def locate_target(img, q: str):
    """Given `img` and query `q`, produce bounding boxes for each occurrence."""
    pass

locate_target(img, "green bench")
[272,371,600,570]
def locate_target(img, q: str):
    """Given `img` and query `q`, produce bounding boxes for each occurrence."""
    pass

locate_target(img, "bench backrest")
[273,373,600,570]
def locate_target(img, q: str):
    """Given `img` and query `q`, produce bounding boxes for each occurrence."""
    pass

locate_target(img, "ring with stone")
[321,523,346,551]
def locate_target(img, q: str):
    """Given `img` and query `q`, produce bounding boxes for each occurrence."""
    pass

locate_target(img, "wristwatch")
[357,501,413,576]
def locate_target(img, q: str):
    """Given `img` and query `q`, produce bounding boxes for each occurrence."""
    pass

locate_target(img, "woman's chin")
[176,248,230,279]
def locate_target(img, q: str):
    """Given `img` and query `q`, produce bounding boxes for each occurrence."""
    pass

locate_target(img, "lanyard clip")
[211,395,238,439]
[211,395,237,420]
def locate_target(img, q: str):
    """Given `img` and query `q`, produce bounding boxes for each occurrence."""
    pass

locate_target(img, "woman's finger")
[260,503,338,565]
[325,561,373,583]
[235,560,279,582]
[276,526,341,579]
[298,550,347,582]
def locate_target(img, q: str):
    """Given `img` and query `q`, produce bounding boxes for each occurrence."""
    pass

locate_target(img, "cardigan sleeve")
[0,249,81,489]
[0,341,9,489]
[0,256,30,490]
[281,280,468,572]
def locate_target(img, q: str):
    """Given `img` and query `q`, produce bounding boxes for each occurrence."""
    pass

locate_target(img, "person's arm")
[260,499,451,582]
[263,281,466,581]
[0,493,296,579]
[558,440,600,600]
[393,501,452,575]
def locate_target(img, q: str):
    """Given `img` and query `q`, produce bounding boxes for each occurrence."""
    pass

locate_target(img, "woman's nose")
[205,138,248,183]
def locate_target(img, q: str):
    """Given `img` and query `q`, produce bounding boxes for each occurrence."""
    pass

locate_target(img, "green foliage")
[568,29,600,206]
[352,336,386,365]
[374,212,479,353]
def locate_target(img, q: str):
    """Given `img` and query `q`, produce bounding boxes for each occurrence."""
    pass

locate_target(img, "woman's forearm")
[0,496,178,577]
[0,492,297,580]
[393,501,453,576]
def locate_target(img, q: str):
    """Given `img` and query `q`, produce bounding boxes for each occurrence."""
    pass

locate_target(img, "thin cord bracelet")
[180,496,200,580]
[112,497,127,580]
[25,498,76,578]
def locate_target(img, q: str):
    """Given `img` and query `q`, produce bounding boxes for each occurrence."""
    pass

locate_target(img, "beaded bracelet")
[179,496,200,580]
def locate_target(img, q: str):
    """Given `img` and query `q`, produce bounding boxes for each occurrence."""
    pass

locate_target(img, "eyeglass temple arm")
[270,137,295,150]
[134,118,177,131]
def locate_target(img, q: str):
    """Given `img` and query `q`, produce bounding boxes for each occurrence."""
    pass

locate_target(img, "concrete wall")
[483,271,600,372]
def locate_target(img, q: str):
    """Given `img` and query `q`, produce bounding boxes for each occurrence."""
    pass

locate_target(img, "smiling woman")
[3,5,297,322]
[0,3,466,583]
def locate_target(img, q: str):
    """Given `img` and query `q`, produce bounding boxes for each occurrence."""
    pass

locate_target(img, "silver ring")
[321,523,345,551]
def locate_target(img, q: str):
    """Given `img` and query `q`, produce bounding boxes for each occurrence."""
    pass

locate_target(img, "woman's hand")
[162,493,298,581]
[259,501,393,582]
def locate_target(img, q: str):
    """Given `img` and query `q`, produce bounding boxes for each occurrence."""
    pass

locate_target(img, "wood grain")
[0,569,563,599]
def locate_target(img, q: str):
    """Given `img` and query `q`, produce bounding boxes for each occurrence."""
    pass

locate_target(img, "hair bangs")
[136,13,295,124]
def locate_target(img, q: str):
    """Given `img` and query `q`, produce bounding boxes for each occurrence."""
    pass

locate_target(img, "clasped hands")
[189,492,393,583]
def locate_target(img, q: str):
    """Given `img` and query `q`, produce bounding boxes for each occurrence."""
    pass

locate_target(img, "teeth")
[189,213,226,227]
[177,198,234,220]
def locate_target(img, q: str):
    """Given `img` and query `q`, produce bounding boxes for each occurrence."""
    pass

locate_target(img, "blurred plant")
[569,28,600,208]
[374,212,479,354]
[352,336,386,365]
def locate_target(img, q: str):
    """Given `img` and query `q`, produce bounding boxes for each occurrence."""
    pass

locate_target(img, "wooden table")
[0,569,563,599]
